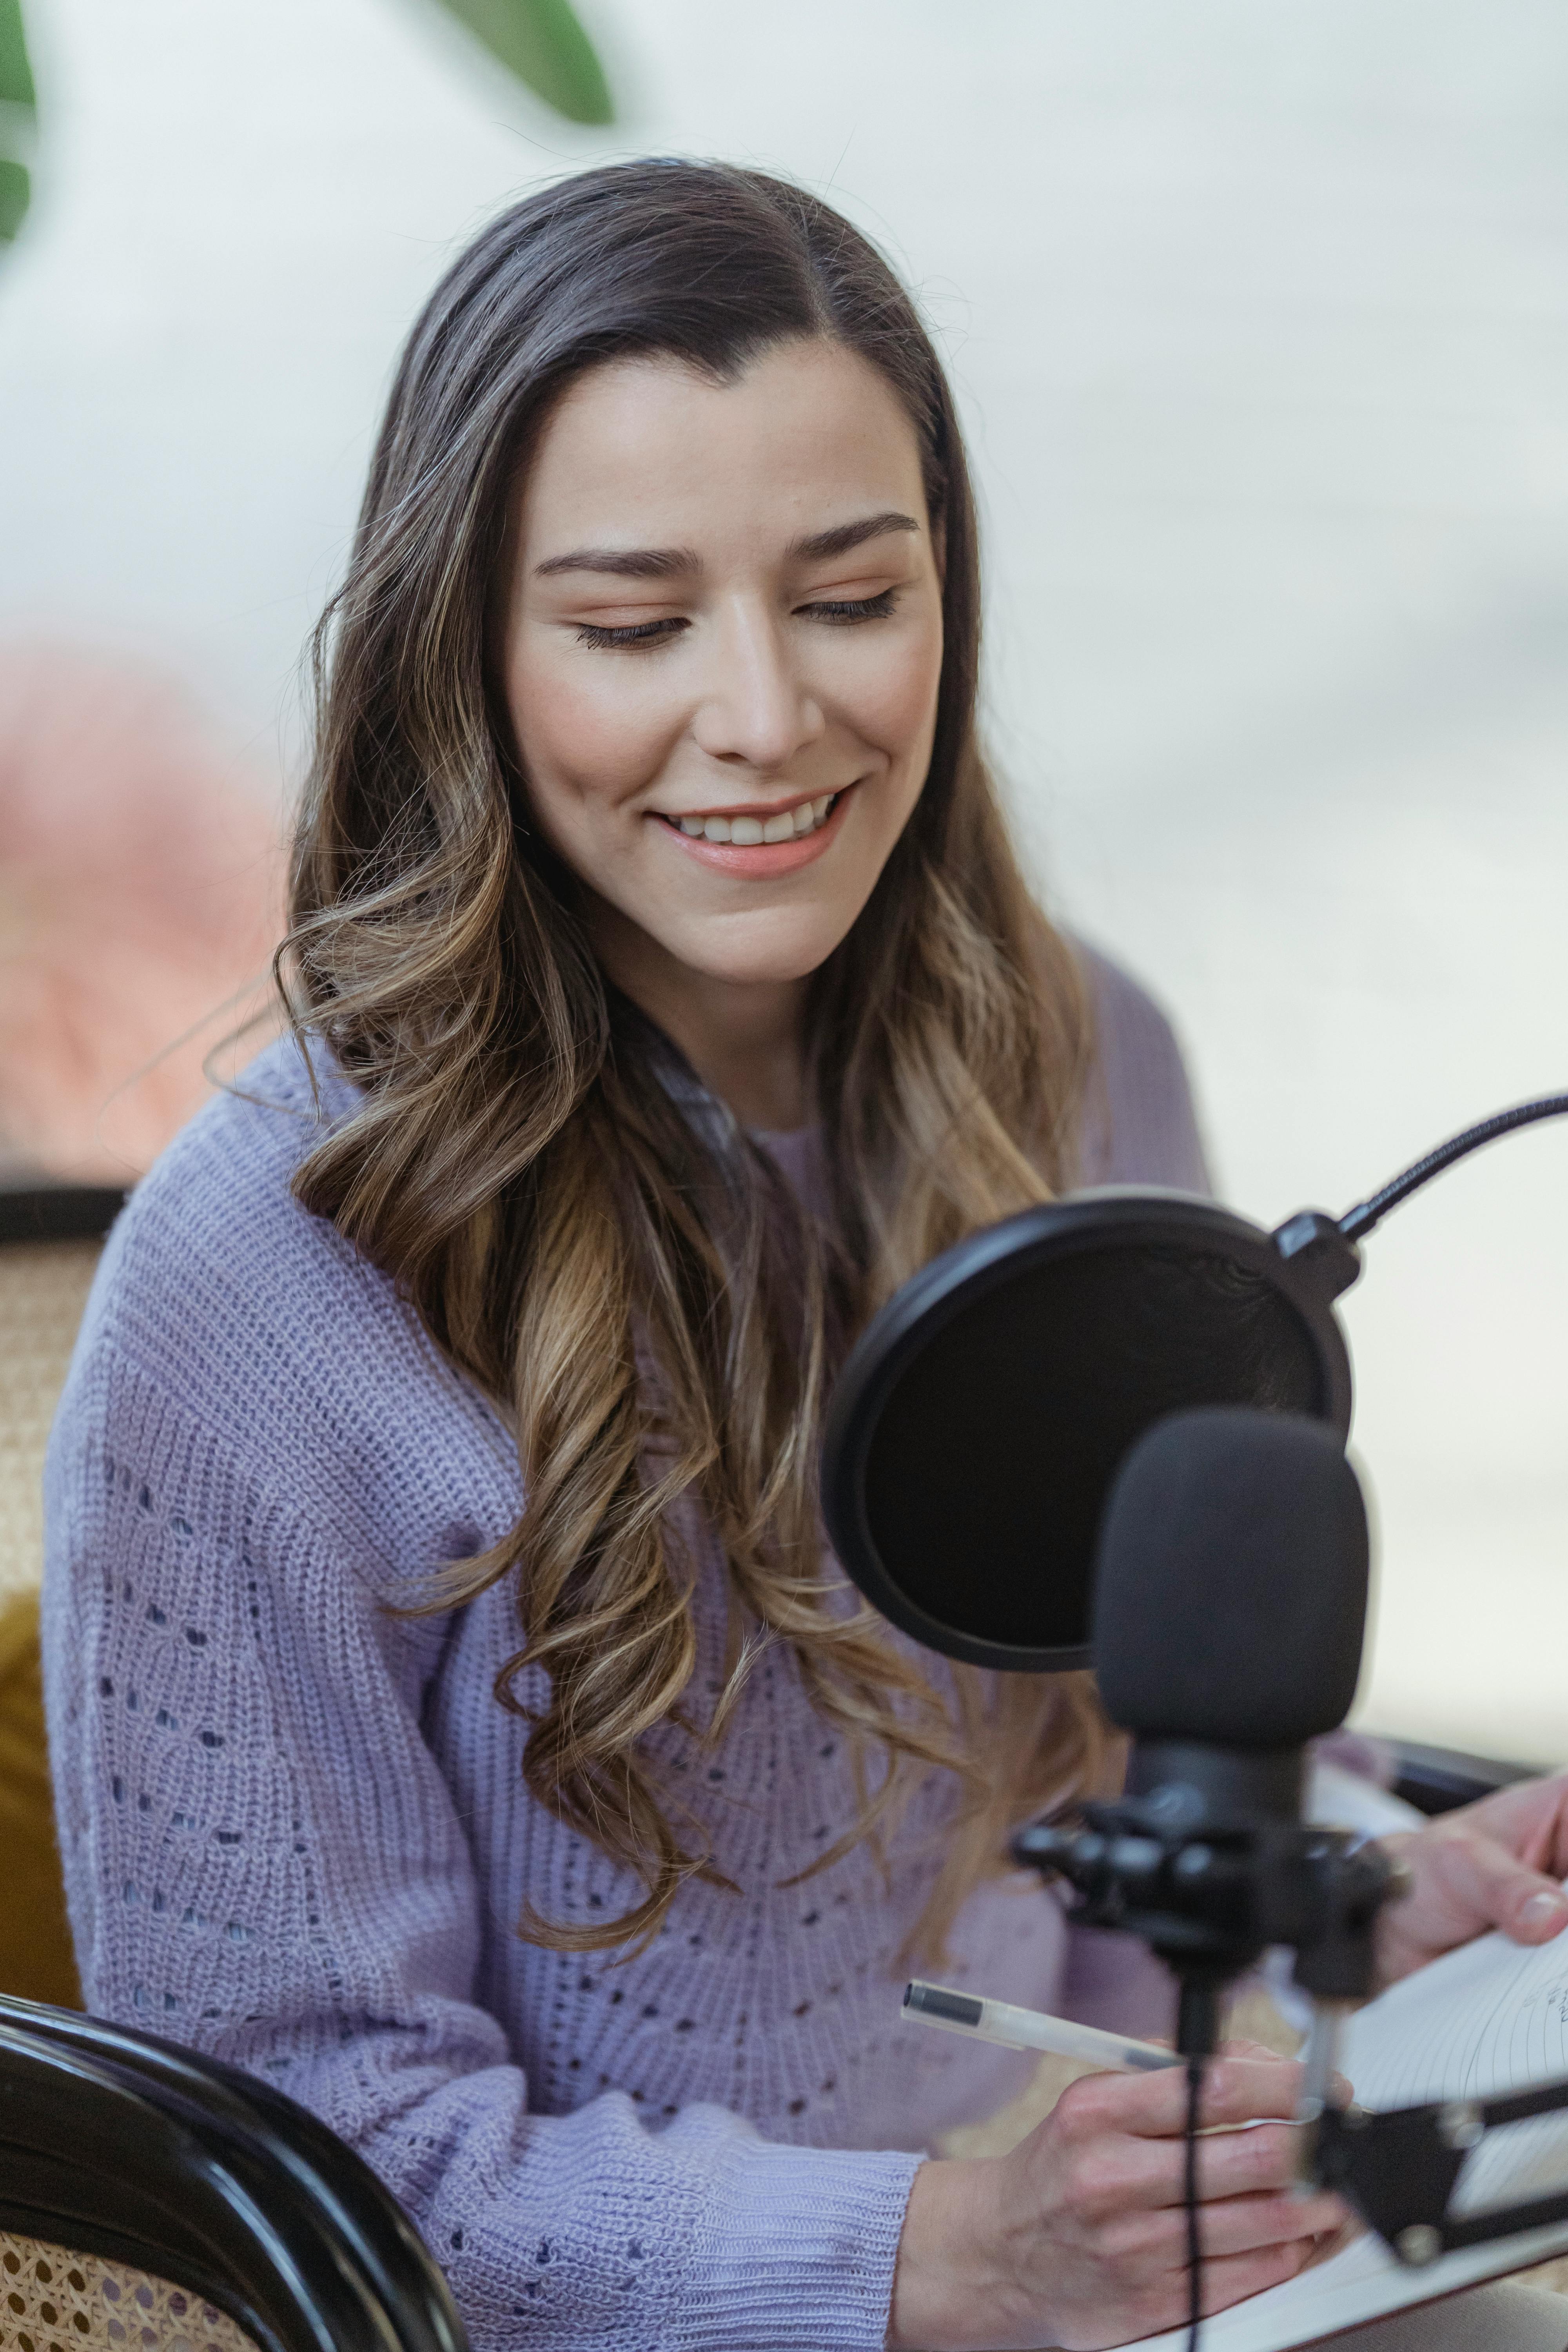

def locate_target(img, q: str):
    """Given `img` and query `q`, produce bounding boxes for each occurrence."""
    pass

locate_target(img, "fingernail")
[1521,1891,1568,1929]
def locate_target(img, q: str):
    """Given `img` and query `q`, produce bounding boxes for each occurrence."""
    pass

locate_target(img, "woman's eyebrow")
[788,511,921,562]
[534,544,699,579]
[532,512,921,581]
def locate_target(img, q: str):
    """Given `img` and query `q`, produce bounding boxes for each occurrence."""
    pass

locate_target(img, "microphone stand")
[1014,1759,1568,2271]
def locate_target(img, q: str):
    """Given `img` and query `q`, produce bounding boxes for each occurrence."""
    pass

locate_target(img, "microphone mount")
[1012,1764,1402,2063]
[1014,1786,1568,2270]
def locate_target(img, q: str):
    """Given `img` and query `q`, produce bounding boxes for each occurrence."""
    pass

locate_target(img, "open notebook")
[1124,1905,1568,2350]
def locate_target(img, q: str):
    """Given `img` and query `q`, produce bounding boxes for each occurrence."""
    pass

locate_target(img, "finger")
[1192,2054,1314,2131]
[1522,1814,1559,1877]
[1054,2053,1307,2145]
[1420,1775,1568,1883]
[1195,2126,1322,2205]
[1104,2187,1347,2266]
[1425,1830,1568,1947]
[1197,2239,1319,2321]
[1125,2120,1312,2211]
[1119,2237,1318,2339]
[1220,2037,1354,2106]
[1070,2117,1310,2220]
[1182,2188,1348,2262]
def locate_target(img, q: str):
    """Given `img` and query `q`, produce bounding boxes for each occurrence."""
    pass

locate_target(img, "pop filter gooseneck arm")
[1337,1092,1568,1243]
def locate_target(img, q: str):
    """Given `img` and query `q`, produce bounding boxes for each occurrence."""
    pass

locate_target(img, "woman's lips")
[653,785,855,876]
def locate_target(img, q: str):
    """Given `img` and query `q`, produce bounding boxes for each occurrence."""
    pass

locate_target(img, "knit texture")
[42,948,1208,2352]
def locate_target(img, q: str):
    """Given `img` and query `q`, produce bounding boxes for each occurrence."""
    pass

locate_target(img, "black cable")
[1185,2054,1203,2352]
[1338,1093,1568,1244]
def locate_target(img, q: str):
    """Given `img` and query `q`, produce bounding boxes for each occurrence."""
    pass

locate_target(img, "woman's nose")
[689,602,825,772]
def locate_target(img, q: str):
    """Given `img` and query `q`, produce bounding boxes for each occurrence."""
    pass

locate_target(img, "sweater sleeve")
[42,1341,919,2352]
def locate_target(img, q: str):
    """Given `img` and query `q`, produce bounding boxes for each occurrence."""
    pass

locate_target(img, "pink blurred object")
[0,646,285,1182]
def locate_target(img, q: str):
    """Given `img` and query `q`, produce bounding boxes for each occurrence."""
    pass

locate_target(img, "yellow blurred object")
[0,1228,104,2007]
[0,1585,79,2005]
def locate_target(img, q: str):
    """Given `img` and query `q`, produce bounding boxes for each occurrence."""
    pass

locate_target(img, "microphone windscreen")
[1093,1407,1369,1748]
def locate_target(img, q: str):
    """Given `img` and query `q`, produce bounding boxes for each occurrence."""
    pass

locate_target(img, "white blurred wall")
[2,0,1564,1759]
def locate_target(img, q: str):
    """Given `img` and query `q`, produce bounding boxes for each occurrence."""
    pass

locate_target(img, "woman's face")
[500,339,944,1003]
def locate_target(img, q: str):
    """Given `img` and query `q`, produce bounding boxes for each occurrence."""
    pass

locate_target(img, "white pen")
[903,1979,1178,2073]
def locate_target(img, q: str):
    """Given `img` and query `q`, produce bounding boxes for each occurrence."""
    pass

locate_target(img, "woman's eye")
[800,589,899,625]
[575,617,689,651]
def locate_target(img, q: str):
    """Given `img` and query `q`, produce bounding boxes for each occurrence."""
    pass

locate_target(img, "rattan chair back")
[0,1998,468,2352]
[0,2228,261,2352]
[0,1185,126,1610]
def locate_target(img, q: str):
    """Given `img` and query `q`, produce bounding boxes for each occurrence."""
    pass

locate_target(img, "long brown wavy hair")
[283,158,1115,1956]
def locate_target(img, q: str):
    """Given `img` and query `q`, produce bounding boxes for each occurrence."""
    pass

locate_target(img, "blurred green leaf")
[0,0,35,244]
[0,155,27,241]
[0,0,34,110]
[432,0,613,125]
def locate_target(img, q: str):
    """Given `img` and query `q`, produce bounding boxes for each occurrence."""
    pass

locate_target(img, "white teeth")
[673,791,840,845]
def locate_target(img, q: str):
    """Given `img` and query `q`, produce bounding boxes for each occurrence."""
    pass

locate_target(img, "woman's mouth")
[653,785,853,876]
[659,790,838,846]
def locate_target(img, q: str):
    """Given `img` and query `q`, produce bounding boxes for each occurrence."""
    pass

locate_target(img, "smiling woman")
[46,159,1568,2352]
[276,168,1096,1980]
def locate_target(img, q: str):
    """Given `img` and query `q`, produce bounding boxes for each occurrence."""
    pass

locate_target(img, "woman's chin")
[667,923,853,993]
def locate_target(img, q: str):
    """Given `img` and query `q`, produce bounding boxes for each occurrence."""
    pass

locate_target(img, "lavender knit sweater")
[43,946,1209,2352]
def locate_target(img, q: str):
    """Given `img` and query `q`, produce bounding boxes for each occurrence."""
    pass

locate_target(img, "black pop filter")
[820,1090,1568,1675]
[820,1188,1357,1673]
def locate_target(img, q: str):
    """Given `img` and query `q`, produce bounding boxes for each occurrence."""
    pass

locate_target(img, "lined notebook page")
[1122,1909,1568,2351]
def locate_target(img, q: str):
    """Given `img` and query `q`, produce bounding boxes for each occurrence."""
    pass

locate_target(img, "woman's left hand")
[1376,1768,1568,1987]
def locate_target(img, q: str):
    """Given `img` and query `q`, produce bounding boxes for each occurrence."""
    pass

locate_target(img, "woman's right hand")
[886,2047,1349,2352]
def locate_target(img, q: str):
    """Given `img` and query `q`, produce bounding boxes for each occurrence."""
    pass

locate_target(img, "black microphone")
[1014,1406,1392,2065]
[1094,1405,1370,1826]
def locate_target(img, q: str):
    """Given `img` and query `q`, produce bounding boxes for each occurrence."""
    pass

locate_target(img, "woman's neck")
[589,898,811,1131]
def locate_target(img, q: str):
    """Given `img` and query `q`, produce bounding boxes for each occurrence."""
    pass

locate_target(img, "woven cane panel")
[0,2232,260,2352]
[0,1241,102,1606]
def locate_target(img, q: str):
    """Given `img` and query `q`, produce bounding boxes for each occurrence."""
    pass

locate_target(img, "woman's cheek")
[513,652,683,809]
[825,622,942,770]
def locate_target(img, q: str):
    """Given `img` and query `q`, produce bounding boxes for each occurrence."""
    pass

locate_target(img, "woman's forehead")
[516,341,929,565]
